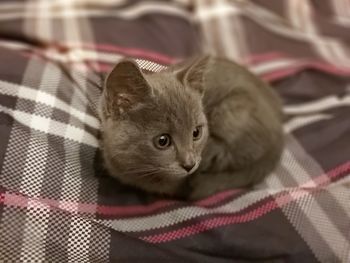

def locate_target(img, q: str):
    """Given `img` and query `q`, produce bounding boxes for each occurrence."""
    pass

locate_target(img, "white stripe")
[333,15,350,26]
[194,0,220,55]
[135,59,167,72]
[262,170,285,189]
[37,0,52,40]
[0,80,100,129]
[249,58,298,75]
[67,217,91,263]
[18,63,60,197]
[38,49,167,74]
[19,132,49,197]
[60,0,101,211]
[99,187,320,233]
[195,0,246,61]
[195,2,242,20]
[43,49,169,72]
[42,48,122,64]
[264,135,324,188]
[98,189,280,232]
[19,201,50,262]
[218,0,246,61]
[62,0,83,64]
[238,2,350,67]
[0,106,98,147]
[284,94,350,114]
[283,150,317,187]
[0,39,33,50]
[284,114,332,133]
[327,184,350,260]
[58,141,82,206]
[287,0,302,29]
[282,188,349,262]
[197,1,350,67]
[32,46,317,82]
[332,0,350,18]
[332,0,350,26]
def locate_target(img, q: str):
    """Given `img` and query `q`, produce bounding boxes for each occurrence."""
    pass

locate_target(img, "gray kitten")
[99,56,284,200]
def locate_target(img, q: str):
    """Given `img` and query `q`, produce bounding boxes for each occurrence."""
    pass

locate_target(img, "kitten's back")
[187,57,284,199]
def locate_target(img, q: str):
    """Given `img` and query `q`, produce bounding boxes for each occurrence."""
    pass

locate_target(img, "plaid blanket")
[1,0,350,262]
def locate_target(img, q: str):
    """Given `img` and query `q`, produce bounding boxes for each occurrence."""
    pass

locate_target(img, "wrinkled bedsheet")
[0,0,350,262]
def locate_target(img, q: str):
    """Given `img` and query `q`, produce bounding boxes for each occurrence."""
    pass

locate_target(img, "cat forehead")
[128,87,203,131]
[158,86,202,121]
[145,72,203,113]
[152,91,202,126]
[119,71,205,129]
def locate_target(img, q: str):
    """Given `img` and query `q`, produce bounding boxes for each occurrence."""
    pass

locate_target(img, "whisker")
[115,167,161,178]
[111,165,185,180]
[137,170,163,179]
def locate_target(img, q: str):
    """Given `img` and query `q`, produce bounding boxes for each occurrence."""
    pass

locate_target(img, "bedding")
[0,0,350,262]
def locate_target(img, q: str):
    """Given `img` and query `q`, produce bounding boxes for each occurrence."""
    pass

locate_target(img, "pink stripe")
[140,163,350,243]
[59,200,97,214]
[23,46,350,81]
[261,61,350,82]
[0,190,179,216]
[97,200,177,216]
[73,56,350,80]
[244,52,350,81]
[81,43,176,65]
[141,189,316,243]
[142,201,279,243]
[0,161,349,218]
[21,43,175,66]
[0,187,241,216]
[300,161,350,188]
[93,62,112,72]
[243,52,284,64]
[246,52,350,73]
[3,192,28,209]
[0,190,238,217]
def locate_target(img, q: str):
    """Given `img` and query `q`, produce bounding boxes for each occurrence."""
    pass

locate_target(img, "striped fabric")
[0,0,350,262]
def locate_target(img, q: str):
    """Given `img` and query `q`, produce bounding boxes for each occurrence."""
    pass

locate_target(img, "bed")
[0,0,349,262]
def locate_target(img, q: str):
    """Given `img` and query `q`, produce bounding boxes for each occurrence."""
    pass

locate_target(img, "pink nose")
[181,162,195,172]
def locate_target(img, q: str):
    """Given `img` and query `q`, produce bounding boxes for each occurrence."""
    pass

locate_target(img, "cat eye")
[154,134,171,149]
[193,126,203,141]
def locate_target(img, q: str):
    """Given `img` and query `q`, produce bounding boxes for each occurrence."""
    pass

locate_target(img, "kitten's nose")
[182,162,196,173]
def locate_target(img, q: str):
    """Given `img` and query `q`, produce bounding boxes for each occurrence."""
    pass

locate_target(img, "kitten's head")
[100,58,209,194]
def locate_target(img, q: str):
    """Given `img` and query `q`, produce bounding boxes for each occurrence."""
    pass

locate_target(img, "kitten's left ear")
[176,56,210,95]
[103,60,150,118]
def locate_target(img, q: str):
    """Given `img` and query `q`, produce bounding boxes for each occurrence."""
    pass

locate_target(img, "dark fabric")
[0,0,350,262]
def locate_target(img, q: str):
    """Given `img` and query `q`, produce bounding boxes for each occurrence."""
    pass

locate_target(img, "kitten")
[99,56,284,200]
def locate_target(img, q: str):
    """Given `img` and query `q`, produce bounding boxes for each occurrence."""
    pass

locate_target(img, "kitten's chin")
[170,171,189,179]
[106,166,187,196]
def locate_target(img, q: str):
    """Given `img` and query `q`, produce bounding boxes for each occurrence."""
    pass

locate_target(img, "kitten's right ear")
[176,56,210,95]
[103,60,150,118]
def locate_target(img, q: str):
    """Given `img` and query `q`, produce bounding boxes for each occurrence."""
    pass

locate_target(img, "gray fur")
[99,56,284,200]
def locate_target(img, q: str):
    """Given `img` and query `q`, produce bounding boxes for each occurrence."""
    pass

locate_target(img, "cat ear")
[103,60,149,118]
[176,56,210,95]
